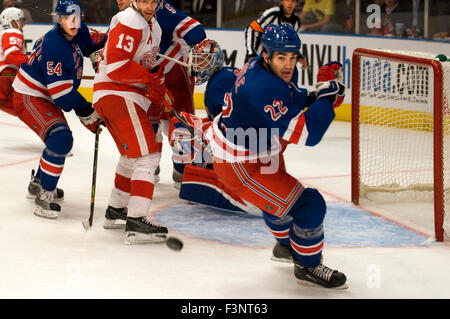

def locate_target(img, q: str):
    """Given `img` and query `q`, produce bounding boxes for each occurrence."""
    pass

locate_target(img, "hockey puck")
[166,237,183,251]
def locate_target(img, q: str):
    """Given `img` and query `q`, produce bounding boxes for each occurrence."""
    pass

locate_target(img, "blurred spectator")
[244,0,301,63]
[191,0,215,13]
[3,0,32,22]
[333,0,354,33]
[298,0,344,33]
[368,0,415,37]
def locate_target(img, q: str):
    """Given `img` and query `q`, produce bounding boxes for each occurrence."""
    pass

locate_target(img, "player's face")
[281,0,298,17]
[60,14,80,38]
[136,0,158,21]
[265,51,297,83]
[116,0,131,11]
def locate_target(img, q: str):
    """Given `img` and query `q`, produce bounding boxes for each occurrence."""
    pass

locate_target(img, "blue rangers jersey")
[205,55,336,162]
[155,0,206,73]
[204,66,240,121]
[13,23,98,112]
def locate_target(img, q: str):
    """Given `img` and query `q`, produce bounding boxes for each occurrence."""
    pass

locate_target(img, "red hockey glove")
[317,61,343,82]
[316,61,345,108]
[145,66,166,106]
[89,27,107,45]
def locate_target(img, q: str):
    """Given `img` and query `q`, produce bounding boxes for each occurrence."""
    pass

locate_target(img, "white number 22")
[116,34,134,53]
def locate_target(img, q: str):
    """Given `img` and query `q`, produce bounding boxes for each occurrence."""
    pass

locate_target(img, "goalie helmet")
[0,7,26,30]
[190,39,225,85]
[261,23,301,58]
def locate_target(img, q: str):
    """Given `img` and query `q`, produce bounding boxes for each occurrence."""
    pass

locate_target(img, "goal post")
[351,48,449,242]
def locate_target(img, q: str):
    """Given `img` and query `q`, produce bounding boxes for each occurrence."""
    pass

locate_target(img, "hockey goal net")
[351,48,450,241]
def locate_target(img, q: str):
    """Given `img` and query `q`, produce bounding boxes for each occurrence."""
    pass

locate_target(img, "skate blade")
[34,206,58,219]
[103,219,126,229]
[296,279,348,290]
[124,232,167,245]
[270,256,294,264]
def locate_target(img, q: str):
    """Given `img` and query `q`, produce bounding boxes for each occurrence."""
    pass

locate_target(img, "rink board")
[154,201,434,248]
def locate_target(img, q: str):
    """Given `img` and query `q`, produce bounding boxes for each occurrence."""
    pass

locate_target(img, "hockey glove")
[75,106,103,133]
[317,61,343,82]
[316,61,345,108]
[315,80,345,108]
[145,66,166,106]
[89,49,102,73]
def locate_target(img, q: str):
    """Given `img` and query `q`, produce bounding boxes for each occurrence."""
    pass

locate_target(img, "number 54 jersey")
[93,7,162,113]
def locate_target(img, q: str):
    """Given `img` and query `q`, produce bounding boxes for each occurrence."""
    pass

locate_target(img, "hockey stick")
[22,0,57,17]
[162,96,211,157]
[82,126,101,231]
[157,53,190,69]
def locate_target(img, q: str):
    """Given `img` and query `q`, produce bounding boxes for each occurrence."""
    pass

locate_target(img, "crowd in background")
[0,0,449,42]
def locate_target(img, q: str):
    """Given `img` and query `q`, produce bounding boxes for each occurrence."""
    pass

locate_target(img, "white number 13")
[116,34,134,53]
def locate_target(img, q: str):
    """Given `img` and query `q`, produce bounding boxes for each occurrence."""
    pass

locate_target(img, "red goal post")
[351,48,449,242]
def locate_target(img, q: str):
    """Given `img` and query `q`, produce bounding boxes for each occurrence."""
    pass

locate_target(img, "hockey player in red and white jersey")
[153,1,206,186]
[93,0,171,244]
[0,7,27,116]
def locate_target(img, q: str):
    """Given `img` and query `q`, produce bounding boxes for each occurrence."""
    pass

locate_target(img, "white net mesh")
[355,49,450,238]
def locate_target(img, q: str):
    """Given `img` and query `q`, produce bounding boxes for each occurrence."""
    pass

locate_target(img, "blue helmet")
[261,23,301,57]
[55,0,82,15]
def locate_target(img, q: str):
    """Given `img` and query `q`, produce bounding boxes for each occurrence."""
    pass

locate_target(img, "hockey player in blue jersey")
[177,25,348,289]
[12,0,104,219]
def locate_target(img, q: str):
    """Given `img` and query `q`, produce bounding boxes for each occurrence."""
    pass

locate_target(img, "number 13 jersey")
[93,7,162,113]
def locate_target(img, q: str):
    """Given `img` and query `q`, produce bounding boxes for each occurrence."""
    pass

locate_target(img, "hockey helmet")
[190,39,225,85]
[261,23,301,58]
[0,7,25,30]
[55,0,82,15]
[55,0,82,29]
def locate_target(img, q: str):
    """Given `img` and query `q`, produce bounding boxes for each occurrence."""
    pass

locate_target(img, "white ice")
[0,109,449,299]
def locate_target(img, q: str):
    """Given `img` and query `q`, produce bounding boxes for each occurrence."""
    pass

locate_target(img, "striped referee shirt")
[244,5,302,61]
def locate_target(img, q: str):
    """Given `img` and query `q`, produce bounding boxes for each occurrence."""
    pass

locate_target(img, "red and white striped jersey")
[0,28,27,72]
[93,8,162,113]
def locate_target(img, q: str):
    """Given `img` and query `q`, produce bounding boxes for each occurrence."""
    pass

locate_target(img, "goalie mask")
[55,0,82,29]
[0,7,26,30]
[190,39,225,85]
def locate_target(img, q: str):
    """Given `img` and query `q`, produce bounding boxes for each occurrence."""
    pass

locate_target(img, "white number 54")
[116,34,134,53]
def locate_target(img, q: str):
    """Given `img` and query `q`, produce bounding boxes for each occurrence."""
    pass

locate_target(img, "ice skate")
[271,241,293,263]
[103,206,127,229]
[154,165,160,183]
[27,170,64,202]
[172,169,182,189]
[34,189,61,219]
[294,261,348,289]
[124,216,168,245]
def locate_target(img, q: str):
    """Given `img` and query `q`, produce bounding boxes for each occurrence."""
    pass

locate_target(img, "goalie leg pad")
[180,164,262,216]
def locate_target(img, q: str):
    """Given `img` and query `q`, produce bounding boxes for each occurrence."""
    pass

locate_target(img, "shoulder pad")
[116,7,148,30]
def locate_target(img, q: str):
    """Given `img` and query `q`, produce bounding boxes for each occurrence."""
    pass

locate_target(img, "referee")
[244,0,301,63]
